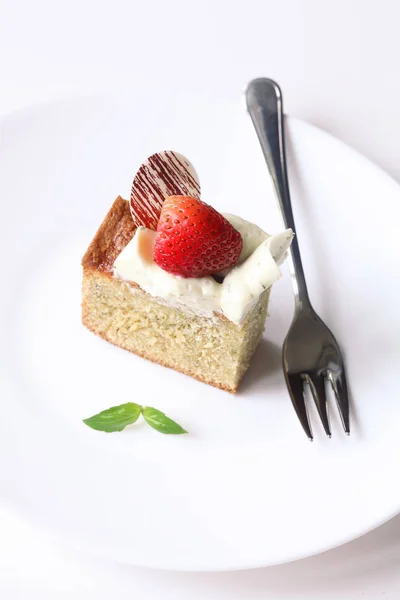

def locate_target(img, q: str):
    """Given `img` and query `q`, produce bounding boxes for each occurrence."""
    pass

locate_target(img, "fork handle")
[246,78,310,311]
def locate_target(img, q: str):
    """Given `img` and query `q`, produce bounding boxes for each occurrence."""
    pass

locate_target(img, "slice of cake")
[82,152,292,392]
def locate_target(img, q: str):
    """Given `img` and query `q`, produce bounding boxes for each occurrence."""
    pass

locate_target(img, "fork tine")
[305,375,331,438]
[328,371,350,435]
[286,373,313,441]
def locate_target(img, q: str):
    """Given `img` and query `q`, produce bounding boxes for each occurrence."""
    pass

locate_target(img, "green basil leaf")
[142,406,188,435]
[83,402,142,433]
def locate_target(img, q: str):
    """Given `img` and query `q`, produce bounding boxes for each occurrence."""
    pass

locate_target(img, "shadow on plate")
[239,338,283,395]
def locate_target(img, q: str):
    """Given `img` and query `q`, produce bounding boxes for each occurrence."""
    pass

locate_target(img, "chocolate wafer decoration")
[130,151,201,230]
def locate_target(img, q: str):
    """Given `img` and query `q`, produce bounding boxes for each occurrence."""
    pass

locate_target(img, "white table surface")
[1,0,400,597]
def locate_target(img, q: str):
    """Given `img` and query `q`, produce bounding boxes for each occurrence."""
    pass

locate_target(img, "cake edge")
[82,196,136,274]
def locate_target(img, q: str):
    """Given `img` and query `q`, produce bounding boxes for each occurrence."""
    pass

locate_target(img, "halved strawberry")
[130,151,201,230]
[153,196,243,278]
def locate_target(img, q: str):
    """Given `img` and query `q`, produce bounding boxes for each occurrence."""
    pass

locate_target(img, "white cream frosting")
[113,214,293,325]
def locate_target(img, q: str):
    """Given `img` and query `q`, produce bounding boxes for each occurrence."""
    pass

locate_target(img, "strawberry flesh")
[153,195,243,278]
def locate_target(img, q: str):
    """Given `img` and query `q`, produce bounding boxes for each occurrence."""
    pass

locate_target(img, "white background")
[1,0,400,597]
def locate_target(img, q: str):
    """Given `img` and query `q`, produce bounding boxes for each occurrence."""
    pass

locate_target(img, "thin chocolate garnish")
[130,150,201,230]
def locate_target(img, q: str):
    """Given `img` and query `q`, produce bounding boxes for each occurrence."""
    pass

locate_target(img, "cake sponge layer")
[82,268,270,392]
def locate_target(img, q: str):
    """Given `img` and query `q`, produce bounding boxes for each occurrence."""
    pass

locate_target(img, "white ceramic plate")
[1,86,399,571]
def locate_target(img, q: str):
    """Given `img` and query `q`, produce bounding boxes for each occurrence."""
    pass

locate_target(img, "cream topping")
[113,215,293,325]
